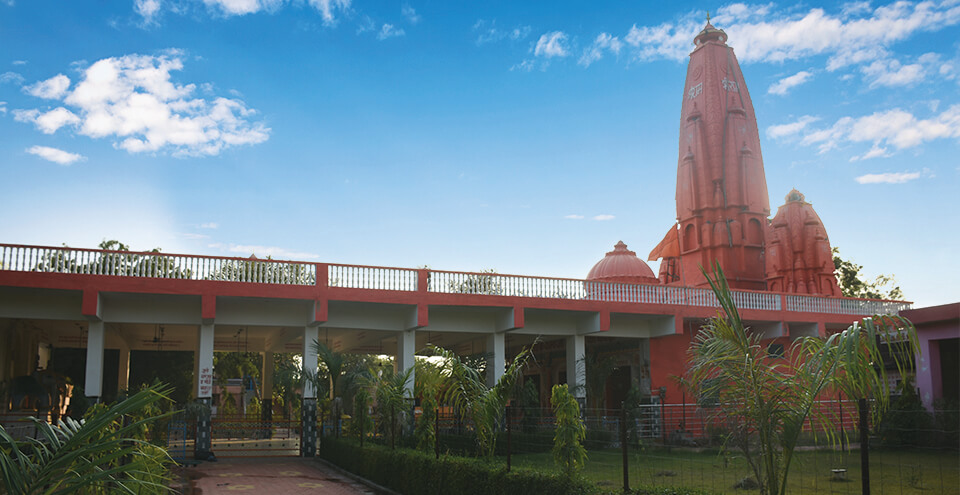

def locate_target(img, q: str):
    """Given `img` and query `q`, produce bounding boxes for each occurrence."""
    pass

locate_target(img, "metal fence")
[330,401,959,495]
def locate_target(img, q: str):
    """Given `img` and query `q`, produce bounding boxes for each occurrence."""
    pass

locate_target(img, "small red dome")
[587,241,659,284]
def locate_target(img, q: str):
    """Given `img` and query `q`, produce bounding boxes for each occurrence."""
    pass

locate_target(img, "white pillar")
[566,335,585,400]
[302,327,319,399]
[301,327,319,457]
[196,323,215,399]
[84,321,105,400]
[396,329,416,396]
[486,333,505,388]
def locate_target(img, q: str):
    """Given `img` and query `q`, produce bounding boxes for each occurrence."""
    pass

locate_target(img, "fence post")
[506,405,512,472]
[621,404,629,493]
[859,398,870,495]
[659,387,667,446]
[435,406,440,459]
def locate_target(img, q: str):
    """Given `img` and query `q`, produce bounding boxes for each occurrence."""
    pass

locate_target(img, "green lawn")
[511,447,959,495]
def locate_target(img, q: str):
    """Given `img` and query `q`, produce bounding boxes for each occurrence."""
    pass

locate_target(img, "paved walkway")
[184,457,377,494]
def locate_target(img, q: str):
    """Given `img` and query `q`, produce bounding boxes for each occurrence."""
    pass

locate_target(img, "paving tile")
[187,457,376,494]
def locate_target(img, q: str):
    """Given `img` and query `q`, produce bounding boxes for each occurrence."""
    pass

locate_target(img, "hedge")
[317,438,599,495]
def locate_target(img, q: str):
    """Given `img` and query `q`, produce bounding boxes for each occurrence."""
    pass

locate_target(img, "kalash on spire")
[648,19,839,295]
[649,19,771,290]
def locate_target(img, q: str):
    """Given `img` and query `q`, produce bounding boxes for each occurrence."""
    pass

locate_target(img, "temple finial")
[706,11,711,23]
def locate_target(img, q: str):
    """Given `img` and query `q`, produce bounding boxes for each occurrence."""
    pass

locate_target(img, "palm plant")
[686,265,918,495]
[413,359,445,452]
[0,383,176,495]
[433,342,536,458]
[551,383,587,478]
[375,367,414,449]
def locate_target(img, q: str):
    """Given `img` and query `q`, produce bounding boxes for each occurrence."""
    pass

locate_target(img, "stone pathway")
[185,457,377,494]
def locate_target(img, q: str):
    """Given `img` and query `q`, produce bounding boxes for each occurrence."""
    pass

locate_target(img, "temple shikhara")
[646,21,832,295]
[1,22,952,459]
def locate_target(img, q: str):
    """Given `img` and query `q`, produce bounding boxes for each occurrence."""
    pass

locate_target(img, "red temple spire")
[653,22,770,290]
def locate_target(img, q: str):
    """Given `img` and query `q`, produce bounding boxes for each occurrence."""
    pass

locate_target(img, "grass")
[510,447,960,495]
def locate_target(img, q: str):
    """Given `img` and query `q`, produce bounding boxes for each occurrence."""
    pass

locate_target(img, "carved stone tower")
[651,21,770,290]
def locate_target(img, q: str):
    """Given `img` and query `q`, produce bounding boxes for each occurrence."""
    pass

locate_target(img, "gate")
[210,415,303,457]
[167,413,305,458]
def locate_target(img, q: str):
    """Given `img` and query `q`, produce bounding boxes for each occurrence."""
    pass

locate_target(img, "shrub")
[318,438,599,495]
[552,384,587,478]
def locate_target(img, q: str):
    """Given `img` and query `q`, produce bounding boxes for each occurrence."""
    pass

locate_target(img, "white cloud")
[223,243,320,260]
[308,0,350,25]
[26,145,85,165]
[140,0,348,24]
[861,58,924,87]
[473,19,531,45]
[203,0,281,16]
[766,115,819,139]
[24,74,72,99]
[0,101,6,114]
[200,222,219,229]
[134,0,161,23]
[784,105,960,157]
[593,214,615,221]
[401,4,419,24]
[768,70,812,95]
[579,33,623,67]
[855,169,933,184]
[14,52,269,156]
[534,31,569,58]
[377,23,405,40]
[842,1,872,17]
[564,214,584,220]
[623,2,960,70]
[12,60,27,65]
[510,59,536,72]
[0,71,24,85]
[179,232,210,240]
[850,143,892,161]
[34,107,82,134]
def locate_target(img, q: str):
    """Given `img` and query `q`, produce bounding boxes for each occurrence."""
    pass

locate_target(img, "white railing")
[0,244,316,285]
[428,271,587,298]
[0,244,909,315]
[427,272,783,310]
[328,264,418,291]
[786,295,911,316]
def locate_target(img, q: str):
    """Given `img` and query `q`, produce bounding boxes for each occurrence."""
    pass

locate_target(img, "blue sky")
[1,0,958,307]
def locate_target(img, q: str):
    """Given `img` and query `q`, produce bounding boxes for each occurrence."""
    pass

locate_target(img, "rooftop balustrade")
[0,243,910,316]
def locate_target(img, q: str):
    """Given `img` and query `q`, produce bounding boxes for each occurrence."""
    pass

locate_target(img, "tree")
[686,265,917,495]
[413,358,445,452]
[375,367,414,449]
[0,384,176,495]
[433,342,536,458]
[551,383,587,478]
[833,247,904,300]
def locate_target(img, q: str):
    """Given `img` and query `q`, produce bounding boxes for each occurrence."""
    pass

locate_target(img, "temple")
[1,21,946,460]
[648,21,829,294]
